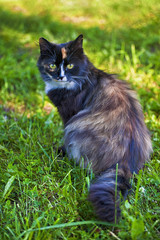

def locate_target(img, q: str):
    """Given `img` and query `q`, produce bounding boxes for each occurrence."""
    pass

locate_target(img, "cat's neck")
[47,81,95,125]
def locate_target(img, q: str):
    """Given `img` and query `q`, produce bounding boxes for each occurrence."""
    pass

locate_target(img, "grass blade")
[18,220,120,239]
[3,175,16,199]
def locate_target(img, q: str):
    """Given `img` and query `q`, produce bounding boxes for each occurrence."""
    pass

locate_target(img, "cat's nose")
[58,76,65,80]
[58,75,67,81]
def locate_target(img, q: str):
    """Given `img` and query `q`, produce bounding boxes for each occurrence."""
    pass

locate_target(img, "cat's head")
[37,35,89,94]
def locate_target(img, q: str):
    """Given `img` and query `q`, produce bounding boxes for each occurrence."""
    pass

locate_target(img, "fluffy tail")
[88,168,131,222]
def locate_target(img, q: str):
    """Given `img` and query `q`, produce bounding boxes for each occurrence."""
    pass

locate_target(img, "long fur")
[37,35,152,222]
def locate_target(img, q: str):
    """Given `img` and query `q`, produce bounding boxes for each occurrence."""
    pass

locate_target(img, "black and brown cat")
[37,35,152,222]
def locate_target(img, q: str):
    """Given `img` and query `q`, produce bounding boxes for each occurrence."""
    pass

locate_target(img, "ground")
[0,0,160,239]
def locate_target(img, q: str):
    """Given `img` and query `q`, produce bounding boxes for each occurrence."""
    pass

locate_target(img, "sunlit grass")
[0,0,160,239]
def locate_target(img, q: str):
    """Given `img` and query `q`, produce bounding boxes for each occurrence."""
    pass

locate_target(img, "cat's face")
[37,35,88,94]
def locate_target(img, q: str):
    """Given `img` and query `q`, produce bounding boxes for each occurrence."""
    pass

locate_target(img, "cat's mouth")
[55,79,67,83]
[54,76,68,82]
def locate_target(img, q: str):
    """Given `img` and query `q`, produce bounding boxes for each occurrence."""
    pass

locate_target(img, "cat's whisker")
[71,75,94,87]
[86,76,94,86]
[81,69,91,74]
[70,78,82,90]
[72,76,84,79]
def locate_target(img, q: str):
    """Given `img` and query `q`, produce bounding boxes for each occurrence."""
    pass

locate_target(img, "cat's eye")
[49,63,56,71]
[67,64,74,70]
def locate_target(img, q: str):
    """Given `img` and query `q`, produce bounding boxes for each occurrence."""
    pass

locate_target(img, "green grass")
[0,0,160,239]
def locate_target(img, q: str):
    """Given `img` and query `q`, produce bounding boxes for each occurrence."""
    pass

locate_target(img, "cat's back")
[65,75,143,137]
[64,74,152,174]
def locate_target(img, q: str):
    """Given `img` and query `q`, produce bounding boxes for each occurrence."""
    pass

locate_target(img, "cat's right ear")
[39,37,54,55]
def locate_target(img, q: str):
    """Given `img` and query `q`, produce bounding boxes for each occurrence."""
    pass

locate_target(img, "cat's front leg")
[52,142,66,157]
[57,145,66,157]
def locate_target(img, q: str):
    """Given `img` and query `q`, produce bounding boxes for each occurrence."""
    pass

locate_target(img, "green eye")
[49,64,56,70]
[67,64,74,70]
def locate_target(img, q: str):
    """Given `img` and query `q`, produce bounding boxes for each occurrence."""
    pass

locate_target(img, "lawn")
[0,0,160,239]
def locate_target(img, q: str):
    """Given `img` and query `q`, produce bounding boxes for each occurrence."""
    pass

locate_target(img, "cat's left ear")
[73,34,83,49]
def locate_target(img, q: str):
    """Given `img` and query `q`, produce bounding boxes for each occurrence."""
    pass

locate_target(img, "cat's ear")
[39,37,55,55]
[73,34,83,49]
[68,34,83,51]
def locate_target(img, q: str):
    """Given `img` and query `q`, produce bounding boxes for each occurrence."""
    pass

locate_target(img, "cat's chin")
[45,79,76,94]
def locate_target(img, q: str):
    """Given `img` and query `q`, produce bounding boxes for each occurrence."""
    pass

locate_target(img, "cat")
[37,34,152,222]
